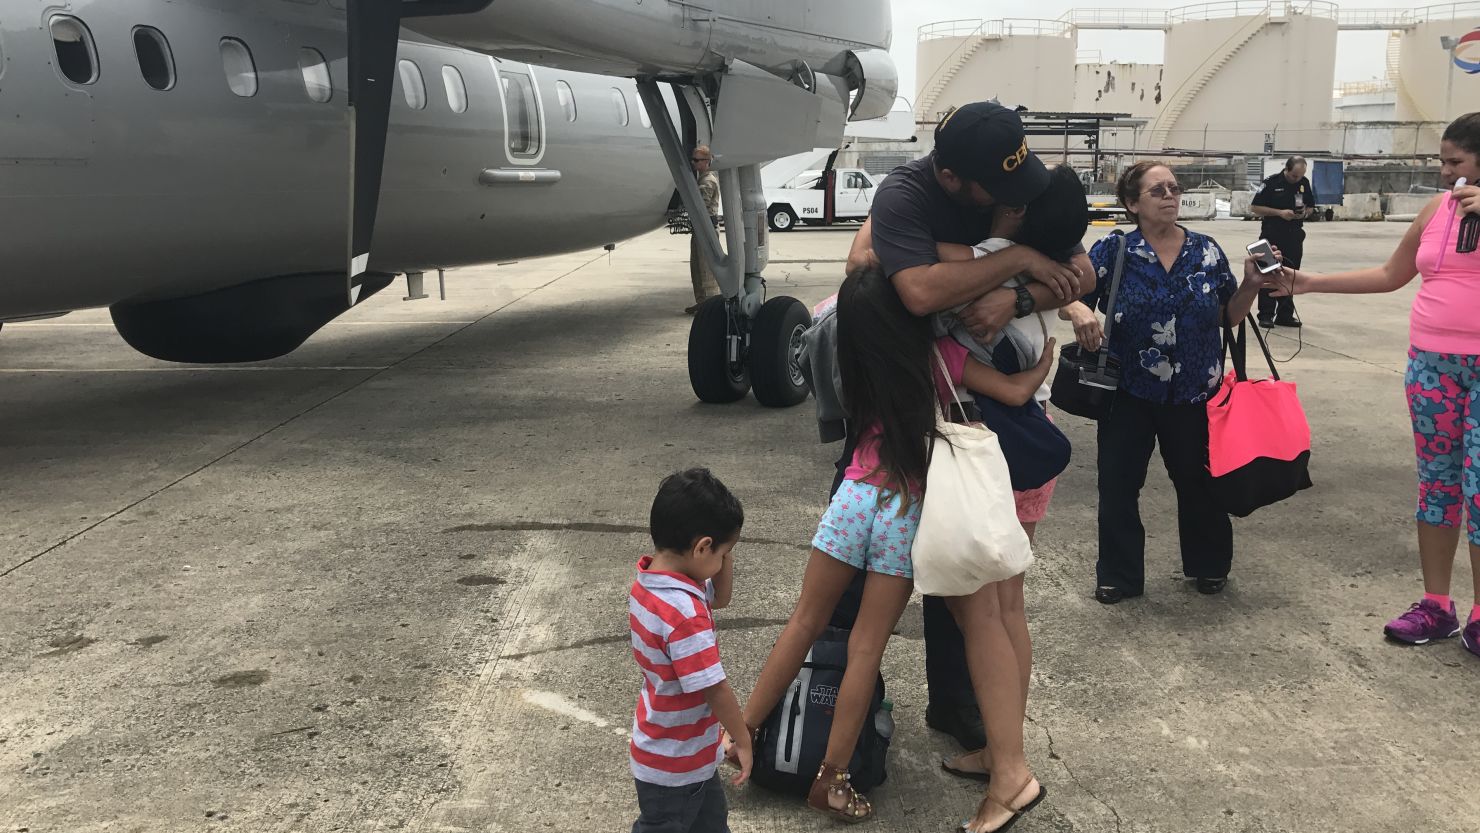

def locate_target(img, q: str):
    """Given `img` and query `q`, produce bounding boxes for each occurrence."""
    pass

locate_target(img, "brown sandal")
[807,761,873,823]
[958,777,1046,833]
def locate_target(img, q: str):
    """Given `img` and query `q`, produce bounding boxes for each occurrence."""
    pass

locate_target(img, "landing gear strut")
[637,79,812,408]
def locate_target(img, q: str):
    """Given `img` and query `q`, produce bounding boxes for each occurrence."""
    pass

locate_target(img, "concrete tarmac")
[2,220,1476,833]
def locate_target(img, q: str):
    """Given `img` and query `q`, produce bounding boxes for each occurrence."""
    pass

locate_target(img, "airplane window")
[502,71,541,156]
[442,66,468,114]
[611,88,629,127]
[555,80,576,122]
[398,59,427,110]
[132,27,174,91]
[220,38,257,97]
[50,16,98,86]
[638,94,651,129]
[299,48,332,103]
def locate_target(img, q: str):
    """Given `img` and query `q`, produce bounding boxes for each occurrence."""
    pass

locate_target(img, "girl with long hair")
[737,266,1050,832]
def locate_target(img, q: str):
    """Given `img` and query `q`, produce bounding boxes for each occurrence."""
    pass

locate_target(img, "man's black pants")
[826,433,975,710]
[1257,225,1304,322]
[1096,392,1233,594]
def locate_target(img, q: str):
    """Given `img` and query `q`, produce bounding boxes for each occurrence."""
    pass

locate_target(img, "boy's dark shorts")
[632,773,728,833]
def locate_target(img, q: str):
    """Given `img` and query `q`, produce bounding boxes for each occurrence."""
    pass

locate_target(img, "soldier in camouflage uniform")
[687,145,722,314]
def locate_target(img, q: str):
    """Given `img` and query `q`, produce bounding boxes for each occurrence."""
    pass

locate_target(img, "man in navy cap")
[835,101,1090,751]
[849,101,1087,335]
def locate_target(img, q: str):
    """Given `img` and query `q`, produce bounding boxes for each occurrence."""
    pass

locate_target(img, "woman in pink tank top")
[1280,114,1480,660]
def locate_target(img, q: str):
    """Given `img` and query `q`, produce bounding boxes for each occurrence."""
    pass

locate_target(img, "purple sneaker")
[1463,620,1480,659]
[1384,599,1460,644]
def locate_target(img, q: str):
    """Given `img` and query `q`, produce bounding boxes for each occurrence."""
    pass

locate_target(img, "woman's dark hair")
[1018,165,1089,262]
[1116,161,1171,226]
[1442,112,1480,157]
[836,266,939,502]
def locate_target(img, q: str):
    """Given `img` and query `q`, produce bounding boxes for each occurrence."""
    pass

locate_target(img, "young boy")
[629,468,752,833]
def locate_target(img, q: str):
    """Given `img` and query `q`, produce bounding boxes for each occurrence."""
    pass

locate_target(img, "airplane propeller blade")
[345,1,494,306]
[345,0,403,305]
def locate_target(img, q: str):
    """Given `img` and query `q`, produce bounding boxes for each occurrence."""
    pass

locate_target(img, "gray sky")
[890,0,1399,105]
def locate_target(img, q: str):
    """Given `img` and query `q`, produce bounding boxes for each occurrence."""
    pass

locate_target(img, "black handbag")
[1051,230,1127,420]
[974,327,1071,491]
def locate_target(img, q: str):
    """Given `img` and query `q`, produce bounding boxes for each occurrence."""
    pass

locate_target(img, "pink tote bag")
[1206,318,1313,517]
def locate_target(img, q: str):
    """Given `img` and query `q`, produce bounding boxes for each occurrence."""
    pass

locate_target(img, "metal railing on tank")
[918,18,1074,41]
[1336,8,1415,28]
[1057,8,1173,29]
[1414,2,1480,23]
[1167,1,1338,24]
[1334,80,1396,98]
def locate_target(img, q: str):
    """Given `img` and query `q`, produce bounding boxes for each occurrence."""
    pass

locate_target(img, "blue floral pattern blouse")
[1084,227,1239,405]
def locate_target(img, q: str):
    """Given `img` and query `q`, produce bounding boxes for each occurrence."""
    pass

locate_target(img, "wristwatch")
[1012,284,1035,319]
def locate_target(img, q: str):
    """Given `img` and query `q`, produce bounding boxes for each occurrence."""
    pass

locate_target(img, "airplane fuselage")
[0,0,675,320]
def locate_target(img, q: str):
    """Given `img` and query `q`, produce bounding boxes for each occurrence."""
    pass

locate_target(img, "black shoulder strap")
[1222,315,1280,383]
[1095,231,1129,372]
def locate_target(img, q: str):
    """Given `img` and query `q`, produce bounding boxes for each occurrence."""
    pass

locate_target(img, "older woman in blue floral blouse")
[1083,162,1270,604]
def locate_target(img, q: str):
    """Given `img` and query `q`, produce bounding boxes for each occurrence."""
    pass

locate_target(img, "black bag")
[974,332,1071,491]
[1051,230,1127,420]
[750,627,891,796]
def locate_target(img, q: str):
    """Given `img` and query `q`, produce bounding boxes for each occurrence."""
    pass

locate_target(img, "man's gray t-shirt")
[871,156,996,279]
[870,155,1084,280]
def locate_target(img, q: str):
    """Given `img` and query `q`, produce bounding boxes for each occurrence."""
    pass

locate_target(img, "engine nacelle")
[404,0,896,119]
[111,273,393,364]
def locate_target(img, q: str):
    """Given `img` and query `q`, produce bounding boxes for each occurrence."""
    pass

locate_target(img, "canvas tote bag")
[911,348,1035,597]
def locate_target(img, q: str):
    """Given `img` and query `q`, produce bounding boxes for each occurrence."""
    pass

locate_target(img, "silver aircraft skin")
[0,0,676,319]
[0,0,895,385]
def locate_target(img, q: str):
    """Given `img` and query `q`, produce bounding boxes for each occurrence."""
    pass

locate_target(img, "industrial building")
[914,2,1480,158]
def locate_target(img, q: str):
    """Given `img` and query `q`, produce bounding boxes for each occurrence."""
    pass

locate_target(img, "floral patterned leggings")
[1406,348,1480,546]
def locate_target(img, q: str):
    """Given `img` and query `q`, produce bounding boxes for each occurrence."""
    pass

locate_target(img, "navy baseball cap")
[934,102,1049,207]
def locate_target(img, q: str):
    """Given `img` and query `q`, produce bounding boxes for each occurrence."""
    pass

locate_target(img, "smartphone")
[1246,239,1281,274]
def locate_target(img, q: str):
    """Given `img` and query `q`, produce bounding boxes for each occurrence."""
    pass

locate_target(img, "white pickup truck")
[765,168,879,232]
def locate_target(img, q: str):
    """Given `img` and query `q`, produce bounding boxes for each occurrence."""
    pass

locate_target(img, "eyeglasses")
[1143,183,1183,198]
[692,157,710,163]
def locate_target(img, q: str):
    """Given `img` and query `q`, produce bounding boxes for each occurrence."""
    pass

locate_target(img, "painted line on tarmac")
[521,689,629,739]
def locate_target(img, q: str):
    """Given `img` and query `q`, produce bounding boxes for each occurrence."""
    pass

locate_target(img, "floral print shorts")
[812,480,919,579]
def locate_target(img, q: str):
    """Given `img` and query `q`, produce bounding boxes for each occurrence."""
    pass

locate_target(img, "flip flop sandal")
[940,751,991,783]
[959,781,1041,828]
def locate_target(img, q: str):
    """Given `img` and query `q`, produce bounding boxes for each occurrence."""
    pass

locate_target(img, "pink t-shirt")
[1412,196,1480,355]
[843,338,969,486]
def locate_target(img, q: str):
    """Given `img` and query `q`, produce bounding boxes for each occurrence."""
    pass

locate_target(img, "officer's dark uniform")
[1250,170,1317,324]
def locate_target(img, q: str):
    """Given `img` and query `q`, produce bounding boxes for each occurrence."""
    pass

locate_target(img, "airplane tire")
[688,296,750,404]
[767,205,797,232]
[749,296,812,408]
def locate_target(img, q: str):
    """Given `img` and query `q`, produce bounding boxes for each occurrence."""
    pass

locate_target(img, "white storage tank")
[915,19,1077,123]
[1151,1,1338,153]
[1394,4,1480,147]
[1073,61,1165,118]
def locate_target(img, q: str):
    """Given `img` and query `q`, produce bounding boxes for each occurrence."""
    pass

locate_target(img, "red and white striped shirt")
[628,556,726,786]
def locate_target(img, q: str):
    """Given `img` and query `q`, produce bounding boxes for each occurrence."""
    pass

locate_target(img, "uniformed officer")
[1250,156,1317,327]
[687,145,722,314]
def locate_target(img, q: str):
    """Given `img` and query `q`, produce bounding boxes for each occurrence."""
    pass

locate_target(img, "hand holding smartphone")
[1246,239,1281,274]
